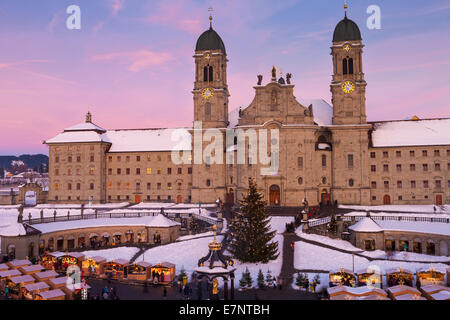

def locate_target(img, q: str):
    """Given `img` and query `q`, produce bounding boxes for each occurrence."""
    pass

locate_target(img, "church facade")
[45,13,450,207]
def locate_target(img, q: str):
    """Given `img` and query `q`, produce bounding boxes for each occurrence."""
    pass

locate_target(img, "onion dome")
[195,15,226,53]
[333,16,362,42]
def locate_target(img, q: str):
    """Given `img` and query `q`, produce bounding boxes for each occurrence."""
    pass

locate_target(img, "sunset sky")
[0,0,449,155]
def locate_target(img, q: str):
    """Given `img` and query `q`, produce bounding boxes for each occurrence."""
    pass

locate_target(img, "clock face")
[202,88,213,99]
[204,53,211,60]
[342,81,355,94]
[343,44,351,52]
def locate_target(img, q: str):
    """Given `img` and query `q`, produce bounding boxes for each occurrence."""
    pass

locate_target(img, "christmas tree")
[189,217,200,234]
[295,272,307,288]
[229,178,279,263]
[239,267,253,288]
[265,270,273,286]
[257,269,265,289]
[327,214,338,234]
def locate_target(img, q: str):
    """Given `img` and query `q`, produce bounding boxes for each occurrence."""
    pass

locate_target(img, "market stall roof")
[430,291,450,300]
[20,264,45,273]
[66,282,91,292]
[387,285,421,296]
[385,268,413,275]
[417,266,446,274]
[34,270,59,280]
[394,293,426,300]
[327,285,386,297]
[49,277,70,286]
[38,289,66,300]
[24,281,50,292]
[329,268,355,275]
[0,269,22,278]
[0,263,9,271]
[135,261,152,268]
[420,285,449,295]
[10,275,35,284]
[7,259,32,268]
[109,259,129,266]
[152,262,175,268]
[48,251,66,258]
[66,252,85,259]
[348,217,382,233]
[86,256,107,263]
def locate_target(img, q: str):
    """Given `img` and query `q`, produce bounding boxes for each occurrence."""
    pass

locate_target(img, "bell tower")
[193,12,229,129]
[330,3,367,125]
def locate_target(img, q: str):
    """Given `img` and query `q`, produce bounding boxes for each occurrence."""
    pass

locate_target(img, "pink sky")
[0,0,449,155]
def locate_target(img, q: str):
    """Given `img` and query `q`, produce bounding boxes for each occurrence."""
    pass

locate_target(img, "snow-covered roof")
[105,128,192,152]
[371,118,450,147]
[228,107,240,128]
[430,291,450,300]
[64,121,106,132]
[45,131,111,144]
[348,218,383,233]
[387,285,420,296]
[0,263,8,270]
[33,214,179,234]
[377,220,450,237]
[395,293,426,300]
[8,259,31,267]
[0,269,22,278]
[327,285,386,296]
[301,99,333,126]
[24,281,50,292]
[34,270,59,279]
[21,264,45,273]
[420,284,449,294]
[39,289,65,299]
[108,258,129,265]
[0,222,26,237]
[48,276,70,286]
[10,275,35,284]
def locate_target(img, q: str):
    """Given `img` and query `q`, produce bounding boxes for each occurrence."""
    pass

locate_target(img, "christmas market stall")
[0,263,8,272]
[47,276,71,290]
[33,270,59,282]
[419,284,450,300]
[35,288,66,300]
[6,259,31,269]
[386,268,414,287]
[150,262,176,284]
[104,259,129,280]
[387,285,425,300]
[329,268,356,287]
[5,275,35,299]
[327,285,388,300]
[447,268,450,287]
[127,261,152,281]
[416,267,446,286]
[40,251,65,270]
[61,252,85,270]
[19,264,45,276]
[81,256,106,277]
[62,280,91,300]
[356,267,383,288]
[0,269,22,291]
[23,282,50,300]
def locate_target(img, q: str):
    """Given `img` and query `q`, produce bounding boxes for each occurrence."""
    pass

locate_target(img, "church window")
[206,179,211,187]
[167,168,172,174]
[89,167,94,175]
[435,180,441,188]
[117,182,121,189]
[117,156,121,162]
[137,156,141,162]
[205,103,211,118]
[322,177,327,184]
[157,168,162,174]
[347,154,354,169]
[77,156,81,162]
[157,183,161,190]
[90,155,94,162]
[383,164,389,172]
[349,179,354,187]
[178,168,182,174]
[126,182,130,189]
[348,58,354,74]
[168,183,172,190]
[136,182,141,191]
[68,168,72,176]
[55,156,59,163]
[126,156,130,162]
[109,156,112,162]
[203,66,208,82]
[384,181,389,189]
[209,66,213,82]
[90,183,94,190]
[298,177,303,185]
[188,167,192,174]
[322,155,327,167]
[343,58,348,75]
[297,157,303,169]
[447,149,450,156]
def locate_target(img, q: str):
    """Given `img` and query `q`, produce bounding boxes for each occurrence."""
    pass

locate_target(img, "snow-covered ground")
[291,272,329,293]
[81,247,140,262]
[135,235,225,275]
[268,216,294,234]
[340,204,450,213]
[294,241,448,278]
[176,231,214,242]
[297,231,362,253]
[360,250,450,262]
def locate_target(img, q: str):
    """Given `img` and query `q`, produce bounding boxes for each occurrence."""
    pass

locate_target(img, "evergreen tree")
[295,272,307,288]
[257,269,265,289]
[229,178,279,263]
[265,270,273,285]
[239,268,253,288]
[189,217,200,234]
[327,214,338,233]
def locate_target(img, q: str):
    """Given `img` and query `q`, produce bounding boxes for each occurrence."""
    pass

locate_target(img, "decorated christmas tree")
[265,270,273,286]
[239,267,253,288]
[229,178,279,263]
[257,269,265,289]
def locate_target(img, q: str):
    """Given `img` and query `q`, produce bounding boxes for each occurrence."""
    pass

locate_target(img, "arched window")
[343,58,348,75]
[298,177,303,185]
[203,66,208,82]
[206,179,211,187]
[322,155,327,167]
[348,58,354,74]
[349,179,354,187]
[322,177,327,184]
[205,102,211,118]
[209,66,213,82]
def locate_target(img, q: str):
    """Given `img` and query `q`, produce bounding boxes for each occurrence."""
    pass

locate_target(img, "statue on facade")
[257,74,263,85]
[238,107,242,118]
[286,73,292,84]
[18,205,24,223]
[271,66,277,81]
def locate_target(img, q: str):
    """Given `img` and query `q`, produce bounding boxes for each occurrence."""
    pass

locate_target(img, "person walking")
[163,286,167,298]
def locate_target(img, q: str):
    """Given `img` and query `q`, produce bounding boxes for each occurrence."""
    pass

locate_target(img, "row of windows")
[370,149,450,159]
[108,154,192,163]
[297,155,353,169]
[106,195,193,202]
[55,183,95,191]
[108,167,192,175]
[55,167,95,176]
[370,163,450,172]
[55,155,95,163]
[370,180,449,189]
[107,181,190,190]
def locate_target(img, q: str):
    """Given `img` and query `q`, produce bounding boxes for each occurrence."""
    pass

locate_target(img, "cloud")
[111,0,125,15]
[92,49,173,72]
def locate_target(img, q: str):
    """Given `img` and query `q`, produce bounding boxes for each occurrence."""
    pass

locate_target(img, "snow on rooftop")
[371,118,450,147]
[301,98,333,126]
[33,214,179,234]
[64,121,106,132]
[0,222,26,237]
[105,128,192,152]
[376,220,450,237]
[348,217,383,233]
[39,289,65,299]
[430,291,450,300]
[24,281,49,292]
[45,131,111,144]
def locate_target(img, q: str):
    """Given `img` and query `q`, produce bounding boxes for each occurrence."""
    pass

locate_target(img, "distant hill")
[0,154,49,171]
